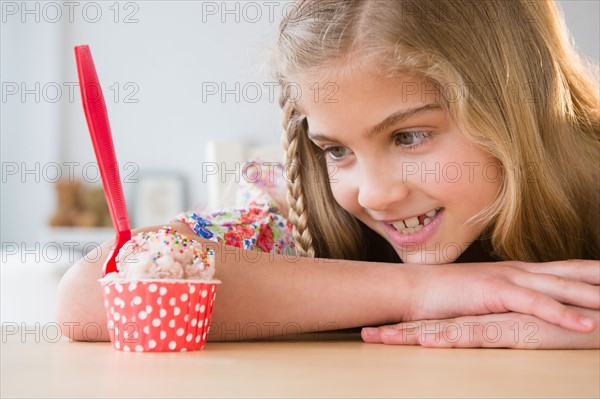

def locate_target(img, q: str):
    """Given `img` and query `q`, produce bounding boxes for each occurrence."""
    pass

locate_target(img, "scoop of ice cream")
[112,227,215,280]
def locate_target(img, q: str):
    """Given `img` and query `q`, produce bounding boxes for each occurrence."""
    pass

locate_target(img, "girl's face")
[299,69,501,264]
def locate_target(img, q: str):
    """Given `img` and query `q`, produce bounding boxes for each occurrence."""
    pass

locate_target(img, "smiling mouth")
[388,208,442,235]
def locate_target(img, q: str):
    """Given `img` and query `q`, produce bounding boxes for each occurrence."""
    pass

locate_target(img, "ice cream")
[108,227,216,281]
[99,226,220,352]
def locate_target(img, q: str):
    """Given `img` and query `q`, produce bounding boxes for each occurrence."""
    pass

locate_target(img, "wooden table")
[1,326,598,398]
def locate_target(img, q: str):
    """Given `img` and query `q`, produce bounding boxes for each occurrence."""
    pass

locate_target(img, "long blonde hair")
[272,0,599,262]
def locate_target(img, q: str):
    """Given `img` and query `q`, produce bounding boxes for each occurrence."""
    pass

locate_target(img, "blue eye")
[394,131,432,149]
[323,146,350,160]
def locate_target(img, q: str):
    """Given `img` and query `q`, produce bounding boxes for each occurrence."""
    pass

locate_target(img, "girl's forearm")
[207,241,409,340]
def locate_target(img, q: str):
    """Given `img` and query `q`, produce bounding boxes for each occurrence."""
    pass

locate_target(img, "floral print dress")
[172,161,296,256]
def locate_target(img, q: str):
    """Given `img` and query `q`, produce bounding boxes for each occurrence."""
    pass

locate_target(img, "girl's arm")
[55,222,599,342]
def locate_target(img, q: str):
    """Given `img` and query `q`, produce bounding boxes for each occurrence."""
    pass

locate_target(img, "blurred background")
[1,1,598,323]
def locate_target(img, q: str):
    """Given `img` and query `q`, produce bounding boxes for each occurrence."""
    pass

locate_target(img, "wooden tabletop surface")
[1,327,598,398]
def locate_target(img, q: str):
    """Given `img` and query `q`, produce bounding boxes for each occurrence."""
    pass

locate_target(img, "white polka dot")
[113,297,121,306]
[159,287,167,296]
[189,285,196,294]
[133,296,142,305]
[104,286,111,294]
[128,282,138,291]
[110,306,114,314]
[115,327,119,336]
[211,286,215,292]
[138,311,147,320]
[174,307,181,316]
[123,345,130,352]
[115,341,120,349]
[108,320,115,329]
[135,345,144,352]
[198,320,203,328]
[169,319,175,328]
[160,331,167,340]
[186,333,193,342]
[169,298,176,306]
[115,283,123,293]
[157,297,162,305]
[133,331,139,339]
[184,314,189,322]
[152,318,161,327]
[168,341,176,350]
[180,293,188,302]
[195,335,201,343]
[180,348,187,352]
[146,305,153,314]
[121,315,127,323]
[200,305,206,313]
[113,312,120,321]
[191,318,197,327]
[148,340,157,349]
[160,309,167,318]
[104,300,109,307]
[201,289,208,298]
[194,304,200,312]
[148,284,158,292]
[176,328,184,336]
[143,326,150,334]
[123,331,129,339]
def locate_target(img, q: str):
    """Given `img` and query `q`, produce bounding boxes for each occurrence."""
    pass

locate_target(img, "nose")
[357,160,410,212]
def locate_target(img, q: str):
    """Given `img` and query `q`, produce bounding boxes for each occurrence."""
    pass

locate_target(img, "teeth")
[389,208,440,234]
[404,217,419,228]
[391,221,406,230]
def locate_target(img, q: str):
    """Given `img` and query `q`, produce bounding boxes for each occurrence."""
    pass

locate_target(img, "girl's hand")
[402,260,600,333]
[361,308,600,349]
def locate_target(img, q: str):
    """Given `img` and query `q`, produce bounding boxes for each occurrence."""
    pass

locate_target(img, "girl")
[273,0,600,347]
[56,0,599,348]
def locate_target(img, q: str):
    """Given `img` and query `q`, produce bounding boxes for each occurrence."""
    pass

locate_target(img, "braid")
[281,101,316,258]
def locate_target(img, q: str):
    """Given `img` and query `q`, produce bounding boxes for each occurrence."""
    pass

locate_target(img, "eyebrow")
[307,103,442,142]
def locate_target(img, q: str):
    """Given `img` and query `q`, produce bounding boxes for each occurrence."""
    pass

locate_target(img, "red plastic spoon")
[75,45,131,277]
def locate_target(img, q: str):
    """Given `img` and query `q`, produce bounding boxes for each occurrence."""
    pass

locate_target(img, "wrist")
[371,262,421,324]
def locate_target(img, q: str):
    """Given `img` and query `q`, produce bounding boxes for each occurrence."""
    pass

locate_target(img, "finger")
[379,317,544,349]
[361,327,383,343]
[429,318,535,349]
[513,260,600,285]
[378,320,448,346]
[424,316,545,349]
[512,271,600,309]
[362,322,424,345]
[499,283,596,333]
[378,322,423,346]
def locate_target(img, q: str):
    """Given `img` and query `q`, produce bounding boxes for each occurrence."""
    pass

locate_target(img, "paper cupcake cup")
[99,279,220,352]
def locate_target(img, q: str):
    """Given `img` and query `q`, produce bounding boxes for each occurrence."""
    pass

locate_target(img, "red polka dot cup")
[99,279,220,352]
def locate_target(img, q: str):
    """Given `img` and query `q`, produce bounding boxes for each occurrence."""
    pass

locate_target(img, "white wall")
[1,0,598,246]
[1,7,63,245]
[2,1,288,248]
